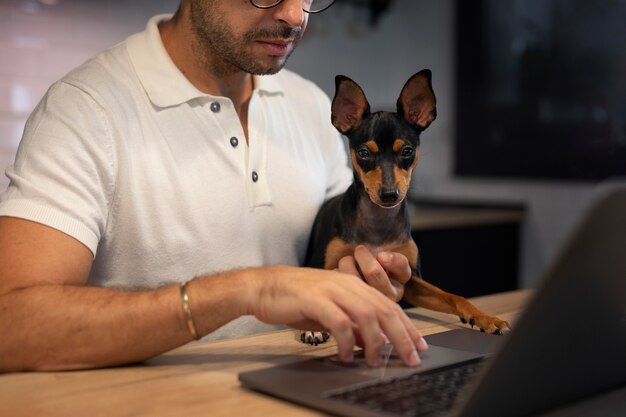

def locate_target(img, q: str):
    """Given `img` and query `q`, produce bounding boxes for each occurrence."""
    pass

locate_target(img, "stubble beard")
[189,2,303,77]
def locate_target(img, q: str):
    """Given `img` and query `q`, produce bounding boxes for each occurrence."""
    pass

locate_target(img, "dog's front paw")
[300,331,330,345]
[460,314,511,335]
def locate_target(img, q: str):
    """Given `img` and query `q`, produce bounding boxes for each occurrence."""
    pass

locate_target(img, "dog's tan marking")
[324,237,357,270]
[393,148,420,200]
[324,237,419,271]
[393,138,405,153]
[365,140,379,153]
[370,239,419,271]
[351,150,383,204]
[393,166,409,198]
[393,166,412,199]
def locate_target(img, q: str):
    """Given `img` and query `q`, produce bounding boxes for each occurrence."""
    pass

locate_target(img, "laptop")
[239,184,626,417]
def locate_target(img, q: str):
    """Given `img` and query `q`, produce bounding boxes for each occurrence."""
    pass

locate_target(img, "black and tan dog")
[302,70,511,345]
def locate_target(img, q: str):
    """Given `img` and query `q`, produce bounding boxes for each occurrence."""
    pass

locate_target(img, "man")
[0,0,427,372]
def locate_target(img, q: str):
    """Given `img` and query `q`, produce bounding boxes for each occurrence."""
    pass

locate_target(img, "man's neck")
[158,12,253,141]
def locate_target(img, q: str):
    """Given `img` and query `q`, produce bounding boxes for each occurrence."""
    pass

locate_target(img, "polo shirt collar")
[127,14,284,108]
[253,74,284,95]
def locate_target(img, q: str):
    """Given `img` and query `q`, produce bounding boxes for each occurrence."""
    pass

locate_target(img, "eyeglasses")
[250,0,336,14]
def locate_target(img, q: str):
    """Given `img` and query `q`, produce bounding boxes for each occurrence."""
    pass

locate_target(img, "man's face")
[189,0,308,76]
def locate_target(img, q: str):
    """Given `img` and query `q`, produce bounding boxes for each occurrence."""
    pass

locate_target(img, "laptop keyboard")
[326,358,483,417]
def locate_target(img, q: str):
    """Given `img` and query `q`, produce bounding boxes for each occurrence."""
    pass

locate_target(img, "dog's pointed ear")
[397,69,437,131]
[331,75,371,134]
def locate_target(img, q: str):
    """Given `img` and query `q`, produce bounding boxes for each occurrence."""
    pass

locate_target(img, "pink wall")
[0,0,176,191]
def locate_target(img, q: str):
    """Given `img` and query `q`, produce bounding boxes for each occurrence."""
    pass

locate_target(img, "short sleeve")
[0,81,116,255]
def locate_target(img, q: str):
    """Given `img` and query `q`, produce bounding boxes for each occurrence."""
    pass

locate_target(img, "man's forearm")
[0,272,250,372]
[1,264,427,372]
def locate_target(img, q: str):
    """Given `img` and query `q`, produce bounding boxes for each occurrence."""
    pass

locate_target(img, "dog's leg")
[404,277,511,335]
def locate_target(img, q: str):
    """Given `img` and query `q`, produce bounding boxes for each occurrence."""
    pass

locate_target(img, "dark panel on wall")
[455,0,626,181]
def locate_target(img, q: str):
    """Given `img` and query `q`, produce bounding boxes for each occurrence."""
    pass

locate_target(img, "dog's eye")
[401,146,415,157]
[357,148,371,159]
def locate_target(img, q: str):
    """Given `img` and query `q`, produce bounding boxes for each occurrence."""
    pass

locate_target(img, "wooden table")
[0,290,533,417]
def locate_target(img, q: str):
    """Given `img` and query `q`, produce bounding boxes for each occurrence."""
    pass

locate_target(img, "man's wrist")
[237,267,269,317]
[187,268,264,335]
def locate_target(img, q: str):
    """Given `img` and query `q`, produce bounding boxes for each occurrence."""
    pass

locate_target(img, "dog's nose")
[379,189,400,204]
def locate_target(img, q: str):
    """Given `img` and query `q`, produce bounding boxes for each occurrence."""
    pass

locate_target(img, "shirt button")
[230,137,239,148]
[251,171,259,182]
[210,102,221,113]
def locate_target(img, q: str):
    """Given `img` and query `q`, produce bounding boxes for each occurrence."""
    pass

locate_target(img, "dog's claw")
[460,318,468,324]
[494,328,503,336]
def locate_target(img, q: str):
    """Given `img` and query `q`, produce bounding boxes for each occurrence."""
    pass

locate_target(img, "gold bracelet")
[180,281,200,340]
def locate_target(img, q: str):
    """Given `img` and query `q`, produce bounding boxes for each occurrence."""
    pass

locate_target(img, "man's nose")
[273,0,306,27]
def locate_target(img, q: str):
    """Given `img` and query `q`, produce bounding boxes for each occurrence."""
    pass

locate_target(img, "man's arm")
[0,216,206,371]
[0,217,427,372]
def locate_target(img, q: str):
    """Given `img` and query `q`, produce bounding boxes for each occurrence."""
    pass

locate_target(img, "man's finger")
[376,251,412,285]
[353,245,396,299]
[337,255,361,279]
[375,302,422,367]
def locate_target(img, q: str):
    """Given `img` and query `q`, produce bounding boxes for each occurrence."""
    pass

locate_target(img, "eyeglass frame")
[249,0,337,14]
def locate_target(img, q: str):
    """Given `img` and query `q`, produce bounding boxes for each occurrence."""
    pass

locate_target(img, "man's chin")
[253,59,289,75]
[255,67,283,76]
[243,51,292,75]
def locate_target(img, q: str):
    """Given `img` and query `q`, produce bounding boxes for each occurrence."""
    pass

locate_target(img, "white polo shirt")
[0,15,352,339]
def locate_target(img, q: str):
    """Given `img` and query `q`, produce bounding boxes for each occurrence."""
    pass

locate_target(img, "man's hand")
[245,266,427,368]
[337,245,412,302]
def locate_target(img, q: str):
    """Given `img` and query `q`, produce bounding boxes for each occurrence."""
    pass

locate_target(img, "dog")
[301,70,511,345]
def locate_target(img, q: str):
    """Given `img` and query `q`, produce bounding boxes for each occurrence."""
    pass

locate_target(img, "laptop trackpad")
[323,344,482,380]
[424,328,504,356]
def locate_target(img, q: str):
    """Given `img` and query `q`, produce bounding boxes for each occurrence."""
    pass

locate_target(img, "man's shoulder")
[60,42,135,96]
[61,15,166,94]
[43,38,148,119]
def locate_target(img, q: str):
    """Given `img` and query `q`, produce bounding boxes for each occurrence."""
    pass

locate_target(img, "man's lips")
[256,39,295,56]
